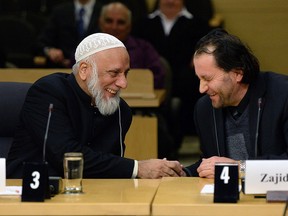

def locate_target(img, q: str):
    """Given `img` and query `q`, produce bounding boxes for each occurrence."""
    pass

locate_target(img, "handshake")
[137,159,186,179]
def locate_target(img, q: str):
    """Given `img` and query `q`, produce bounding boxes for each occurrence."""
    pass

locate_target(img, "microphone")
[43,103,53,162]
[118,106,123,157]
[22,103,54,201]
[212,108,220,156]
[254,98,262,158]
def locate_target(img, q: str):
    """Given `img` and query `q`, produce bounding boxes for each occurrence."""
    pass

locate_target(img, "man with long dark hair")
[184,29,288,178]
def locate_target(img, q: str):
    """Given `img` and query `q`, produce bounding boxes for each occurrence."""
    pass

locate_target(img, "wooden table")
[152,177,286,216]
[1,179,161,216]
[2,178,285,216]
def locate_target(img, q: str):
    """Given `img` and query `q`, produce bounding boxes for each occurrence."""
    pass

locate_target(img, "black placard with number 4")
[214,163,239,203]
[21,162,50,202]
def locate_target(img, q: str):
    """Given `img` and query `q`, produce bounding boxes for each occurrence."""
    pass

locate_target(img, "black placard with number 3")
[21,162,50,202]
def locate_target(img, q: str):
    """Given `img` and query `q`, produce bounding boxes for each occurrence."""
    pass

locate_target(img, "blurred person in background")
[135,0,211,151]
[99,2,165,89]
[35,0,103,68]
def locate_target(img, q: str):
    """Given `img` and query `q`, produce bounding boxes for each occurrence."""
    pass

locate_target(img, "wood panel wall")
[212,0,288,75]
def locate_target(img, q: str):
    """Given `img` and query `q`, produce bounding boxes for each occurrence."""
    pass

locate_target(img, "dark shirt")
[226,86,251,120]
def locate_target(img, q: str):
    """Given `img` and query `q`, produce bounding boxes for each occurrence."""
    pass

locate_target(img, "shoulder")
[261,72,288,93]
[253,72,288,110]
[263,71,288,83]
[119,98,132,114]
[119,98,133,126]
[31,72,72,94]
[196,95,211,107]
[34,72,70,84]
[194,95,213,116]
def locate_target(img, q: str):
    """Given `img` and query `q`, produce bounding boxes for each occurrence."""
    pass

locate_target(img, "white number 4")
[220,166,230,184]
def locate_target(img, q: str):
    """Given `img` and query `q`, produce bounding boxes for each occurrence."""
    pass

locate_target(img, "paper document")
[201,184,241,194]
[0,186,22,196]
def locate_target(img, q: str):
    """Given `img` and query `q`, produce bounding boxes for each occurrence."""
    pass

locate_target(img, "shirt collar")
[74,0,95,16]
[148,7,193,20]
[227,86,251,118]
[69,73,92,107]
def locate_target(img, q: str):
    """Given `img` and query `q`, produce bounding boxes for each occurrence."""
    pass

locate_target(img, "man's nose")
[115,74,127,89]
[199,80,208,93]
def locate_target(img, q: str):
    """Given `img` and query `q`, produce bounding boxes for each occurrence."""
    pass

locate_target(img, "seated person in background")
[183,29,288,178]
[7,33,185,179]
[184,0,215,24]
[134,0,211,145]
[151,0,215,24]
[100,0,149,33]
[34,0,103,68]
[99,2,165,89]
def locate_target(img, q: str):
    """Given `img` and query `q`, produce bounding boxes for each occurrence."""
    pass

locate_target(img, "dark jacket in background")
[135,15,210,96]
[35,1,103,67]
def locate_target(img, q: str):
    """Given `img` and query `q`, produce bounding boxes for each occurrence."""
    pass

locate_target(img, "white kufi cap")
[75,33,125,63]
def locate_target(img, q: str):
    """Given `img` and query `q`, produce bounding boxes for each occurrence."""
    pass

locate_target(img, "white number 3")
[220,166,230,184]
[30,171,40,189]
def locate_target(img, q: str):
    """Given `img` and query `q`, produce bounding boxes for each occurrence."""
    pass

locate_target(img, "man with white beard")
[7,33,185,179]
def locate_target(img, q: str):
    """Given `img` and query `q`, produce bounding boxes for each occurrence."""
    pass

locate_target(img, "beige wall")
[212,0,288,75]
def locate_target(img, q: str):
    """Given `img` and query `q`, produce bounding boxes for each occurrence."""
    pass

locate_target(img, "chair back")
[0,82,32,158]
[0,68,70,83]
[120,69,155,99]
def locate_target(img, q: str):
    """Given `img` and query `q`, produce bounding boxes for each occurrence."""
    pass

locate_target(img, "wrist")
[44,47,52,56]
[239,160,246,179]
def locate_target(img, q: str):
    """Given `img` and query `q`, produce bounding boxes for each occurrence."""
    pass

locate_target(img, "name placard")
[244,160,288,194]
[0,158,6,192]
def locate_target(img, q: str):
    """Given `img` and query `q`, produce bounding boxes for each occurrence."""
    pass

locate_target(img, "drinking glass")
[63,152,83,194]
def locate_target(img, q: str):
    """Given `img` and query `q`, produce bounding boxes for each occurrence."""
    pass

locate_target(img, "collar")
[74,0,95,16]
[227,86,251,119]
[148,7,193,20]
[68,73,93,107]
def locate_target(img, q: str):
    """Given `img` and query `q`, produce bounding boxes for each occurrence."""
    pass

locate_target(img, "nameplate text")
[244,160,288,194]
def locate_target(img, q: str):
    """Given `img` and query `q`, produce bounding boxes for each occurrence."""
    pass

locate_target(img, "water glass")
[63,152,83,194]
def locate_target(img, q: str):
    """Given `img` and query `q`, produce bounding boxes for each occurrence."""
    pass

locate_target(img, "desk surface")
[152,177,286,216]
[3,179,160,216]
[2,178,286,216]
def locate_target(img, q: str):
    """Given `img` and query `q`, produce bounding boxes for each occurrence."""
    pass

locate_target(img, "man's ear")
[233,69,244,82]
[78,62,89,81]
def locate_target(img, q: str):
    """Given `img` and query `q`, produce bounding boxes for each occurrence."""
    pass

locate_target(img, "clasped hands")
[137,159,186,179]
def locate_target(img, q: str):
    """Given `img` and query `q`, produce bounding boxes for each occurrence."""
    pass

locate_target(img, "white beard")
[87,65,120,116]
